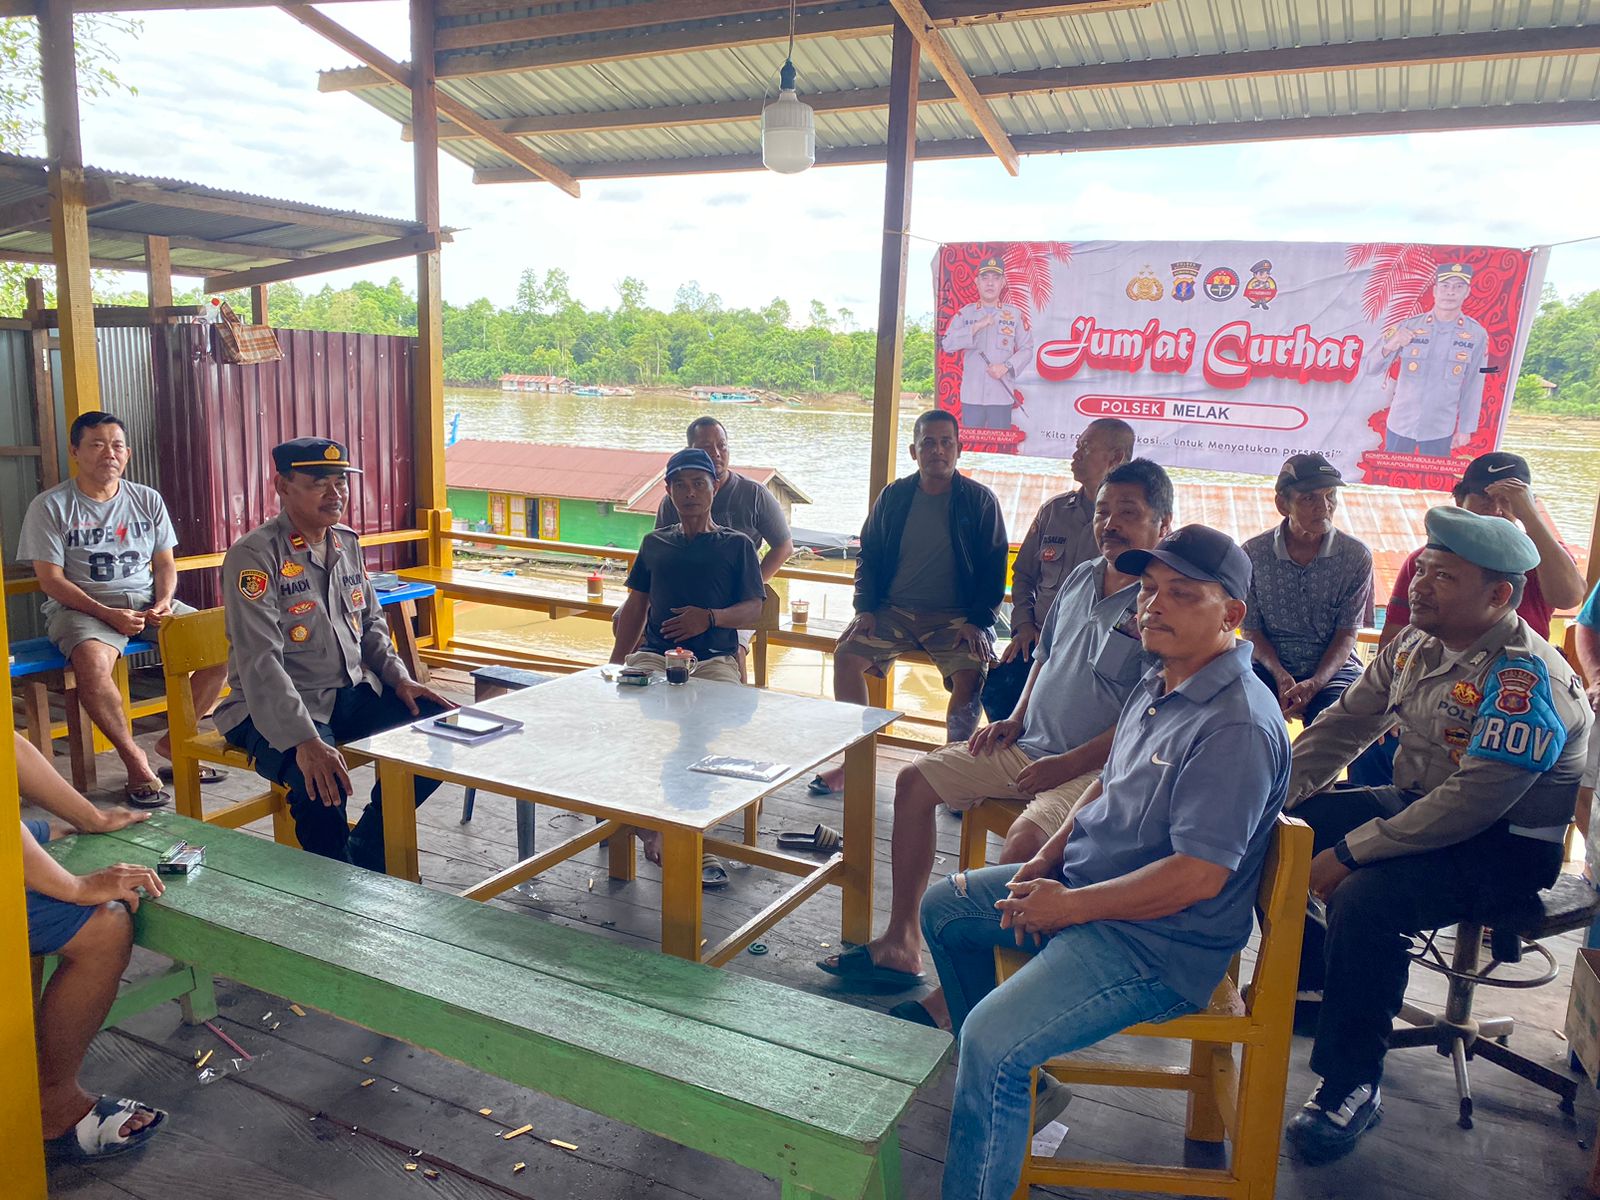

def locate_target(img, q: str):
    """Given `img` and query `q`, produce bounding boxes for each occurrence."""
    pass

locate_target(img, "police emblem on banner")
[1170,261,1200,302]
[1204,267,1239,301]
[1244,259,1277,310]
[1125,266,1163,302]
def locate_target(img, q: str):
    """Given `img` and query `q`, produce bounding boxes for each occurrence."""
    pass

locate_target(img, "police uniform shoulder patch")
[288,624,310,643]
[238,569,269,601]
[1467,653,1566,772]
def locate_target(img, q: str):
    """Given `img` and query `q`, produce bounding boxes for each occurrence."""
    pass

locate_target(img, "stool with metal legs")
[1387,872,1600,1129]
[458,665,553,862]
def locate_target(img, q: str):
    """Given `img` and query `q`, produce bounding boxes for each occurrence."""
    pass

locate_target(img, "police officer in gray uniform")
[1373,261,1489,458]
[1279,506,1591,1162]
[215,438,455,869]
[941,255,1034,431]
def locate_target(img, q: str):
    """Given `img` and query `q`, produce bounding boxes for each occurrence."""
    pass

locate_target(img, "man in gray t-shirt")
[16,412,227,806]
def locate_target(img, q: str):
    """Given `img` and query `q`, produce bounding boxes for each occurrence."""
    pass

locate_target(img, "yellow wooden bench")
[159,607,369,846]
[995,813,1312,1200]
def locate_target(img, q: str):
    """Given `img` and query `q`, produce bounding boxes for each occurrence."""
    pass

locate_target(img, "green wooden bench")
[46,812,950,1198]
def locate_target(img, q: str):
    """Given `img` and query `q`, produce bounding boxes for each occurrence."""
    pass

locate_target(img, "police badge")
[1170,261,1200,302]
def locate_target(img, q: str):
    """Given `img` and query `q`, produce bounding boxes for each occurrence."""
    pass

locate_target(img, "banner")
[934,240,1546,488]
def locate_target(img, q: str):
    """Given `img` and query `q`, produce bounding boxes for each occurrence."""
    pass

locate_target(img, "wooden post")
[40,0,100,426]
[250,284,269,325]
[411,0,454,649]
[23,277,60,488]
[144,234,173,308]
[0,553,48,1196]
[867,18,919,506]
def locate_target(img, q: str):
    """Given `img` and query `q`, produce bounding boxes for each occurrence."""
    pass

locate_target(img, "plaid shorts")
[836,607,989,687]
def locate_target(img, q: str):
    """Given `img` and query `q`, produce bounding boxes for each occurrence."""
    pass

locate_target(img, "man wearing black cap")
[1380,451,1585,648]
[610,446,765,686]
[1241,453,1374,723]
[941,255,1034,432]
[921,525,1289,1200]
[1282,506,1591,1163]
[215,438,455,869]
[1373,261,1488,457]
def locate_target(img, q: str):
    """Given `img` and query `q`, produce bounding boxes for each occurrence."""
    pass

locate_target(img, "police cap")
[1422,506,1539,575]
[272,437,362,476]
[976,255,1005,277]
[1436,261,1474,284]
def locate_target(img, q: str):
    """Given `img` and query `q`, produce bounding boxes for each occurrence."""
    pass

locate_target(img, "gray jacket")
[1288,611,1591,863]
[214,512,409,751]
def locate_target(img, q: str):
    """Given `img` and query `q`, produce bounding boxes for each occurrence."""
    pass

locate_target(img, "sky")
[52,4,1600,320]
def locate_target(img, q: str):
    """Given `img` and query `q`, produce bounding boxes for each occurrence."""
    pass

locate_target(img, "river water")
[448,387,1600,548]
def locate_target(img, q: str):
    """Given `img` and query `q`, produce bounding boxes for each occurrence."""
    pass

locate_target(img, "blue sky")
[57,4,1600,319]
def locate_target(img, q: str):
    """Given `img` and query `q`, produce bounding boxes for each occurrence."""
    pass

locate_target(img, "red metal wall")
[152,324,418,607]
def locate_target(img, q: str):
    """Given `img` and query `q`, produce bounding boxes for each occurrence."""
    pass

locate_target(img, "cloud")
[598,188,645,203]
[704,192,751,207]
[807,207,845,220]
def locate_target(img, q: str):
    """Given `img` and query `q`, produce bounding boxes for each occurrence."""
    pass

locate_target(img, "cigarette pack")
[157,842,205,874]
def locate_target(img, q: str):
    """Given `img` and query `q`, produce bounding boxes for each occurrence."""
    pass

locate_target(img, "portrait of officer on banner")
[940,253,1035,443]
[1369,260,1490,459]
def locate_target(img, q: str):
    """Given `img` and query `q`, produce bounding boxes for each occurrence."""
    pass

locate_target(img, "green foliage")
[1513,285,1600,415]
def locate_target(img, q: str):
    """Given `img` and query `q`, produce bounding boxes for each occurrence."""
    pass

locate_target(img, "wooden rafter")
[0,0,373,14]
[280,4,580,198]
[470,97,1600,182]
[0,246,225,275]
[98,179,414,237]
[202,230,441,291]
[400,26,1600,140]
[893,0,1015,172]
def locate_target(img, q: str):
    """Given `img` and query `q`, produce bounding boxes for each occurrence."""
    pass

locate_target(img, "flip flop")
[701,853,730,889]
[45,1095,166,1161]
[816,944,925,989]
[889,999,939,1028]
[807,775,840,797]
[778,824,843,853]
[122,781,170,809]
[157,764,228,785]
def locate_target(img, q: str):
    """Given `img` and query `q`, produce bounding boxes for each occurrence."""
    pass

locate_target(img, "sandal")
[701,853,730,889]
[816,944,925,989]
[778,824,842,853]
[807,775,840,797]
[157,764,228,785]
[45,1095,166,1161]
[122,781,170,809]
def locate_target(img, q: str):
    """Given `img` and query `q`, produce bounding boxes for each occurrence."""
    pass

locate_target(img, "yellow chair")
[160,608,372,848]
[994,814,1312,1200]
[957,796,1026,872]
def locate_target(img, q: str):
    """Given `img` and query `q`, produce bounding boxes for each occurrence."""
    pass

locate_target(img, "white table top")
[346,669,899,832]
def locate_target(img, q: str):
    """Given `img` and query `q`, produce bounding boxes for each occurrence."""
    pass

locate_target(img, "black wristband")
[707,607,716,628]
[1333,839,1359,871]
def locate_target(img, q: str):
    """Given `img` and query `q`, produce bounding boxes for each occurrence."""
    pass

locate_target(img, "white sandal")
[45,1095,166,1160]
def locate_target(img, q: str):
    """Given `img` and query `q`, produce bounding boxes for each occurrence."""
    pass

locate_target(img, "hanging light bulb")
[761,1,814,174]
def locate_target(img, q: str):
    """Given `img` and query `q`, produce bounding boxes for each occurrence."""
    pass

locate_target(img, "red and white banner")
[935,241,1546,488]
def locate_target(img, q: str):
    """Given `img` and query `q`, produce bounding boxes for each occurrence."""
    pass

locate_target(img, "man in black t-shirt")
[611,447,765,684]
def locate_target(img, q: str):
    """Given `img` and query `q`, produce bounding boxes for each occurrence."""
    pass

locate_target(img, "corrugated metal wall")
[0,328,41,638]
[152,324,418,609]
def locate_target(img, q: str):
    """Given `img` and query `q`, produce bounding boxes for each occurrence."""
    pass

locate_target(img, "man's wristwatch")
[1333,839,1359,871]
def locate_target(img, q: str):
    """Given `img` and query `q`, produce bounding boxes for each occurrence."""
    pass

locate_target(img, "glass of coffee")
[665,647,695,684]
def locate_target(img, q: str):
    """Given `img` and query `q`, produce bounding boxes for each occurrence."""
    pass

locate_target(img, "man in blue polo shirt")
[921,525,1290,1200]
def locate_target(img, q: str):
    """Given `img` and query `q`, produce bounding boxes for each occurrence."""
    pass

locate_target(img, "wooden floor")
[28,669,1600,1199]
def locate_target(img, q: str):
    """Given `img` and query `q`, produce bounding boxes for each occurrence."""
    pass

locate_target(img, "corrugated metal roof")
[0,153,437,275]
[445,439,811,508]
[962,467,1588,600]
[323,0,1600,179]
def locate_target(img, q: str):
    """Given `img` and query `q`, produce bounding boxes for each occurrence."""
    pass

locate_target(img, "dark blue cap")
[272,437,361,475]
[1115,524,1252,601]
[665,447,716,480]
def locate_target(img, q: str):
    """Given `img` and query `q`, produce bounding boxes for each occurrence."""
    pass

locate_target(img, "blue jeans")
[921,866,1196,1200]
[1384,430,1453,458]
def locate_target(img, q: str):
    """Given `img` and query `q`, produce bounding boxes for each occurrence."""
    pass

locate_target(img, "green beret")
[1423,506,1539,574]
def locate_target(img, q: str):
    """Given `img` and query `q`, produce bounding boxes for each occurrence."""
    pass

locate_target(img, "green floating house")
[445,440,811,548]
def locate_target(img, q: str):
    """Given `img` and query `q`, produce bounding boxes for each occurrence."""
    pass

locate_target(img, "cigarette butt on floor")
[262,1011,272,1021]
[820,943,830,949]
[362,1056,373,1064]
[290,1004,307,1017]
[551,1139,578,1152]
[513,1163,526,1174]
[478,1108,493,1116]
[360,1078,375,1088]
[271,1022,280,1031]
[504,1123,534,1140]
[587,877,593,890]
[404,1163,418,1172]
[195,1049,213,1070]
[423,1168,439,1180]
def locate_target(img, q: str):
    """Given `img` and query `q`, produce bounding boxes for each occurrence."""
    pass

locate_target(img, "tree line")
[1512,285,1600,414]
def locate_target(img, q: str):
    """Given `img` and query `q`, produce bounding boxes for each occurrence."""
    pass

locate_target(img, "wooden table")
[346,668,897,964]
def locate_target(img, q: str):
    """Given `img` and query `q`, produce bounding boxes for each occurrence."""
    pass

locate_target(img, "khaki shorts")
[624,649,742,684]
[47,595,196,657]
[913,739,1100,837]
[837,607,988,687]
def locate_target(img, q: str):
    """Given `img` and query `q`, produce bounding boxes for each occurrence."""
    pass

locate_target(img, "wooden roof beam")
[203,230,441,291]
[0,0,378,14]
[0,246,225,275]
[887,0,1017,173]
[281,4,580,198]
[97,180,414,237]
[400,24,1600,139]
[470,97,1600,182]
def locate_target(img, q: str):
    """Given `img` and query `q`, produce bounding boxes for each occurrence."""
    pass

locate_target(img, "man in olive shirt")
[984,417,1134,719]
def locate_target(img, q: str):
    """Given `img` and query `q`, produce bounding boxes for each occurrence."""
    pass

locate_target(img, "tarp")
[934,240,1546,489]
